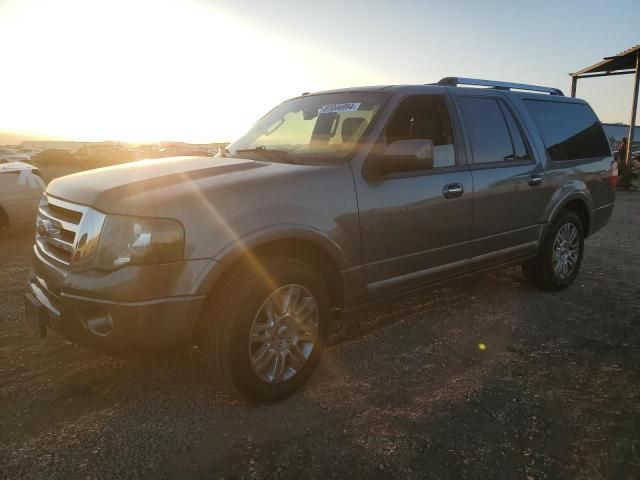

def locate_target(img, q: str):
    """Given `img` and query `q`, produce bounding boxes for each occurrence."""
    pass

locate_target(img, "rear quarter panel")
[505,93,615,231]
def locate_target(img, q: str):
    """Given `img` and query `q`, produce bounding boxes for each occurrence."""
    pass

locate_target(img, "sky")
[0,0,639,144]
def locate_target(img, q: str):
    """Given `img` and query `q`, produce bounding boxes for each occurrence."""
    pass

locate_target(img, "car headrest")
[341,117,366,143]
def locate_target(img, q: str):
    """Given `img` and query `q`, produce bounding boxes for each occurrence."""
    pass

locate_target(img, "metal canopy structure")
[570,44,640,164]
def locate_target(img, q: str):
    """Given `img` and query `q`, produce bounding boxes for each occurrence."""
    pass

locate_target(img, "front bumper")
[25,246,210,351]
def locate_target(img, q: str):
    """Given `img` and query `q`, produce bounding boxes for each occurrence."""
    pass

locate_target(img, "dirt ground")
[1,193,639,480]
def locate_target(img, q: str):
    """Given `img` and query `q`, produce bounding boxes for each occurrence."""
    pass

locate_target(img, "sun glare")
[0,0,390,143]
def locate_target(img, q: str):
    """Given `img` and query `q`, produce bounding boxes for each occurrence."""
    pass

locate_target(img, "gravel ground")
[1,193,639,480]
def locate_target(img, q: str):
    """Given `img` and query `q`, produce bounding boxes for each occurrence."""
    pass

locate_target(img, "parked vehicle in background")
[31,149,78,167]
[25,77,615,402]
[0,162,45,227]
[0,148,31,164]
[19,147,42,159]
[31,149,82,182]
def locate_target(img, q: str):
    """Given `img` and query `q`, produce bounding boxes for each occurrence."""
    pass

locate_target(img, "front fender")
[190,224,350,295]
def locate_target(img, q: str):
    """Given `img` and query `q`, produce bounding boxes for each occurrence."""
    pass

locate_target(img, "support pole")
[627,52,640,165]
[571,76,578,97]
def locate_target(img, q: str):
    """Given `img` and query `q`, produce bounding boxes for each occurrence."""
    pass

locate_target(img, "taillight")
[609,160,618,190]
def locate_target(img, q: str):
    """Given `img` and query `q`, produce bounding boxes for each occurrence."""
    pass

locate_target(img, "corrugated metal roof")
[572,43,640,76]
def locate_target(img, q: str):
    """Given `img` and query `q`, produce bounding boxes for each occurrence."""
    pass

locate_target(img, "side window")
[383,95,456,168]
[456,96,514,164]
[524,100,611,161]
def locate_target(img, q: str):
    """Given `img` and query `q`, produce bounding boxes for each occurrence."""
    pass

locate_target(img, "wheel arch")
[218,226,348,269]
[195,226,349,304]
[191,231,348,344]
[561,198,591,238]
[543,183,593,238]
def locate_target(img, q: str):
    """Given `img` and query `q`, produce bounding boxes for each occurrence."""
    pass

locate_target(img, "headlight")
[93,215,184,270]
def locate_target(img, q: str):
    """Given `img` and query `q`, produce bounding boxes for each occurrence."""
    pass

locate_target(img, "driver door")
[353,94,474,298]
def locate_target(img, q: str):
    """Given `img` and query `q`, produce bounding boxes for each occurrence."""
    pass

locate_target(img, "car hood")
[46,156,271,211]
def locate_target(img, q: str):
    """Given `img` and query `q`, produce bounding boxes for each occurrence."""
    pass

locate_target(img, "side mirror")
[375,139,434,175]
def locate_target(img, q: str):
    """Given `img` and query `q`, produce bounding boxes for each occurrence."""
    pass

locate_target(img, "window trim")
[497,100,535,163]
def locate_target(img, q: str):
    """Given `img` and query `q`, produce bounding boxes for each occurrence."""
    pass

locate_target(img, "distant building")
[21,140,227,154]
[20,140,122,152]
[601,123,640,150]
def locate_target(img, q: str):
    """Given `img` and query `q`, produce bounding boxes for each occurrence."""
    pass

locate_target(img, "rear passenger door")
[453,93,546,267]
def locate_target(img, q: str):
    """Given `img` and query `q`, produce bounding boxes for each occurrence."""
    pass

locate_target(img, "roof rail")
[437,77,564,96]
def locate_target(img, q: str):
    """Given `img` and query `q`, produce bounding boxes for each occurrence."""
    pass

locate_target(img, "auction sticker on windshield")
[319,103,361,114]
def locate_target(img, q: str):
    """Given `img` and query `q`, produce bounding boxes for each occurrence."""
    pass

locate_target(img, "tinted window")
[384,95,456,168]
[524,100,611,161]
[457,97,513,164]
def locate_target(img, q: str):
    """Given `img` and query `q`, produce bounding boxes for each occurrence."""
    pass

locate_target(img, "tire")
[202,255,329,402]
[522,209,584,291]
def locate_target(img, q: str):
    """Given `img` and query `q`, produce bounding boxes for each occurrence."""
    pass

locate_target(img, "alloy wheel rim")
[248,284,319,384]
[552,223,580,280]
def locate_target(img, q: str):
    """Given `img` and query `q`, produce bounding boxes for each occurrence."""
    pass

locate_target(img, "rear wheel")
[522,209,584,291]
[202,256,329,402]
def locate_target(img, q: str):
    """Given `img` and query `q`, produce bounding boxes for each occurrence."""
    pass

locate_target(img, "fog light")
[84,311,114,336]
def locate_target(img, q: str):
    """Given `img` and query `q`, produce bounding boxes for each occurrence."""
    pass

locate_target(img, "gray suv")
[25,77,616,401]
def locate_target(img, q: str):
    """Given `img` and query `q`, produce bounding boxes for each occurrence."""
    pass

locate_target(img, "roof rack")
[437,77,564,96]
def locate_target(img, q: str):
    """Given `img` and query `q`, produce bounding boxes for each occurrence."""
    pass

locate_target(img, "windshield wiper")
[233,146,294,163]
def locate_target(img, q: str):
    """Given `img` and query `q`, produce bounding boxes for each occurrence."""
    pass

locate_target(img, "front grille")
[36,195,88,267]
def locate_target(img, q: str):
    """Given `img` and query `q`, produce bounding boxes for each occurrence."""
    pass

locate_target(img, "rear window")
[524,100,611,161]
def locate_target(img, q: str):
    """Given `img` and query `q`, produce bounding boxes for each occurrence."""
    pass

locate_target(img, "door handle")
[528,174,543,187]
[442,183,464,199]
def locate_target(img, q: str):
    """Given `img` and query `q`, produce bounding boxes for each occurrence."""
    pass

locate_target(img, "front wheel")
[202,256,329,402]
[522,209,585,291]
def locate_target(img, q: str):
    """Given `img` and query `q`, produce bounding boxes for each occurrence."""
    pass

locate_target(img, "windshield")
[228,92,388,162]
